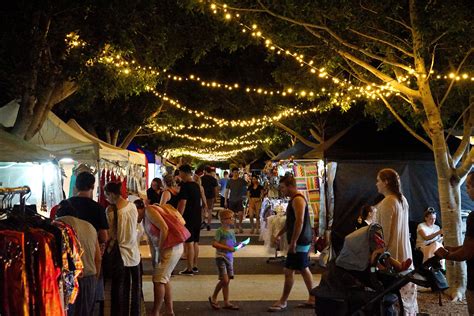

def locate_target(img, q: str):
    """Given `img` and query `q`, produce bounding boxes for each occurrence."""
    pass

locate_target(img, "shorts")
[228,200,244,213]
[248,198,262,215]
[216,257,234,279]
[153,243,184,283]
[285,251,310,271]
[185,222,201,243]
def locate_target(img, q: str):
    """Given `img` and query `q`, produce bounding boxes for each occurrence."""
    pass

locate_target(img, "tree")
[190,0,474,298]
[0,0,249,141]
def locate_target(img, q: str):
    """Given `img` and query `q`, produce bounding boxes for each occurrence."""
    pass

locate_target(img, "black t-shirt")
[63,196,109,231]
[178,181,202,225]
[466,212,474,290]
[147,187,162,205]
[165,189,180,209]
[201,175,218,199]
[248,184,264,198]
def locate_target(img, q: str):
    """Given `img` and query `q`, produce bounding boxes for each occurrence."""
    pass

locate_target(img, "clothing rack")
[262,198,288,264]
[0,186,31,213]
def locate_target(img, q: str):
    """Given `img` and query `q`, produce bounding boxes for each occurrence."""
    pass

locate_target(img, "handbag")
[102,206,124,279]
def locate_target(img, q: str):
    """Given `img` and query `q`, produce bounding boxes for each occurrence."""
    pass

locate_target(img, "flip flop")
[222,304,240,310]
[267,304,288,312]
[208,297,220,310]
[296,302,315,309]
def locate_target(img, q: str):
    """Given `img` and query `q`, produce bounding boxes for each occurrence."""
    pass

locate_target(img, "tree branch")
[379,94,433,151]
[386,16,412,31]
[255,0,413,72]
[119,126,142,149]
[430,31,448,47]
[273,121,320,148]
[341,57,373,85]
[452,107,473,166]
[348,28,414,58]
[303,26,420,99]
[440,48,473,107]
[309,128,323,143]
[457,147,474,179]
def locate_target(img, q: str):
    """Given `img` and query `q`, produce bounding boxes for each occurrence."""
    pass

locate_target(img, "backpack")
[148,204,190,249]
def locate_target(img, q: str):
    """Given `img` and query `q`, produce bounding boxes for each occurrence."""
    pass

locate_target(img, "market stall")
[28,111,147,202]
[0,129,62,216]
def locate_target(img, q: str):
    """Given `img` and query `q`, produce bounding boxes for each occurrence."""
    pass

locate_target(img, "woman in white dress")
[417,207,443,262]
[375,168,418,315]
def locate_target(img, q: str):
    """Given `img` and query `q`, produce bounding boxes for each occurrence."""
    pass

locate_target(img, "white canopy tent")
[29,111,99,162]
[67,119,145,165]
[0,129,62,216]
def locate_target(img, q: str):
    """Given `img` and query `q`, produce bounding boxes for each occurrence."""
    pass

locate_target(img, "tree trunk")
[23,80,78,141]
[11,12,51,139]
[421,86,467,299]
[105,128,112,144]
[119,126,142,149]
[438,175,466,300]
[12,95,37,138]
[111,129,120,147]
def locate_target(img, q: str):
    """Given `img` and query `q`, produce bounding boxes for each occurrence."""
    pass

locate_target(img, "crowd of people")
[52,165,474,316]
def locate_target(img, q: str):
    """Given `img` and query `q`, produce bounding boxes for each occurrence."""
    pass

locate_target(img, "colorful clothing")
[215,227,236,261]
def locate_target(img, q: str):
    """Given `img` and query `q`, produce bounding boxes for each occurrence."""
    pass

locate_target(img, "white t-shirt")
[107,202,141,267]
[416,222,441,248]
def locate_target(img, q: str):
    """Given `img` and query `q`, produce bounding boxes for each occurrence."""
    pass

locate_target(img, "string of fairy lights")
[64,9,473,161]
[164,144,259,161]
[147,90,324,128]
[204,1,474,84]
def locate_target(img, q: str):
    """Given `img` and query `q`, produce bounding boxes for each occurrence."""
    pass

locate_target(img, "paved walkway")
[140,209,320,315]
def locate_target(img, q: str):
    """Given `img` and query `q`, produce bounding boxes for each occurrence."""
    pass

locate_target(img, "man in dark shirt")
[57,172,109,311]
[436,171,474,314]
[58,172,109,246]
[201,166,218,231]
[225,167,248,233]
[177,164,203,275]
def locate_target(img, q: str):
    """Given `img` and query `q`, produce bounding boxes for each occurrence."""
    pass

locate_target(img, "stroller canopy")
[336,224,384,271]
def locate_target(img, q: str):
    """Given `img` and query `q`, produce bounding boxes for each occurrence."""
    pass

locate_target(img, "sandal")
[268,304,288,312]
[208,297,220,310]
[222,304,240,310]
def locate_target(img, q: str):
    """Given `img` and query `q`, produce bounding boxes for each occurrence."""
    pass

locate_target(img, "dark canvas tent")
[275,122,474,252]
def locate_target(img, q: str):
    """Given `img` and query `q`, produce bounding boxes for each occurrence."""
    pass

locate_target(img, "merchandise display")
[0,187,83,316]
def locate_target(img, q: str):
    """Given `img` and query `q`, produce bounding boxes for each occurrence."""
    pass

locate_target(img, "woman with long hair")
[160,174,180,208]
[147,178,164,205]
[375,168,417,315]
[247,175,264,234]
[104,182,141,316]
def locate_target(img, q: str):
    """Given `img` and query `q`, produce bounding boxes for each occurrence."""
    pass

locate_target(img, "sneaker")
[178,269,194,276]
[192,267,199,273]
[207,225,211,231]
[200,222,206,230]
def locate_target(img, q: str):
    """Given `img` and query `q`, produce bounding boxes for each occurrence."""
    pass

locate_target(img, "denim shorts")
[216,257,234,279]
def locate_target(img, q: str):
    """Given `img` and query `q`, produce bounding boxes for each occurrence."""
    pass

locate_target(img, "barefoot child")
[209,210,239,310]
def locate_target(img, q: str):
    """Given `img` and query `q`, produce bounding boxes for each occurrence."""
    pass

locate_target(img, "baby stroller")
[312,224,448,315]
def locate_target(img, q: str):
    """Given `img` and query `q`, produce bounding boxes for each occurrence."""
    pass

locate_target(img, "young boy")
[208,209,240,310]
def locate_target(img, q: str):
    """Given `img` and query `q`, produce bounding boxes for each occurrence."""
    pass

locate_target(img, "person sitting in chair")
[416,207,443,263]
